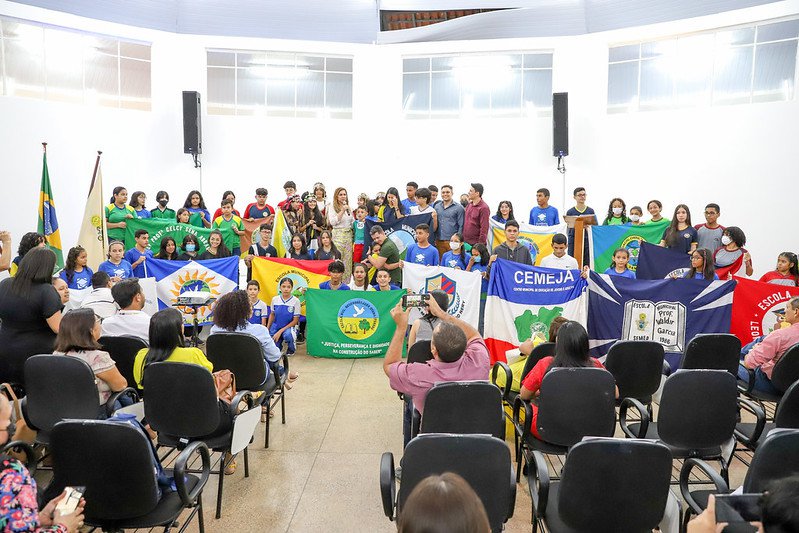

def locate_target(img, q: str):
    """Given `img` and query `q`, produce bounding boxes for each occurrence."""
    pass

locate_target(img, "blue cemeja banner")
[364,214,434,260]
[636,241,692,280]
[147,257,240,325]
[586,271,736,369]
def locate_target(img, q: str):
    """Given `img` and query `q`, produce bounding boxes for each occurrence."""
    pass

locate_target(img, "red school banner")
[729,276,799,345]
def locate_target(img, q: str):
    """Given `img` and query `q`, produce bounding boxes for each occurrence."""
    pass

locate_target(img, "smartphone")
[715,494,762,523]
[402,293,430,308]
[55,486,85,515]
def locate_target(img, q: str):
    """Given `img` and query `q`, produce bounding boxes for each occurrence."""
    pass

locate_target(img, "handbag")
[0,383,38,445]
[212,370,236,404]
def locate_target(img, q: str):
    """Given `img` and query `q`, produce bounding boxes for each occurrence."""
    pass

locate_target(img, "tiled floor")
[80,346,750,533]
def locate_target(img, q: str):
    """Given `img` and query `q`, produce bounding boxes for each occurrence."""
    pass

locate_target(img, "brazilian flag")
[38,146,64,270]
[306,289,404,359]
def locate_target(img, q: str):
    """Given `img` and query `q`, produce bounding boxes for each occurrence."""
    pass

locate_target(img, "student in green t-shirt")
[366,225,402,285]
[212,199,245,255]
[105,186,136,243]
[150,190,176,219]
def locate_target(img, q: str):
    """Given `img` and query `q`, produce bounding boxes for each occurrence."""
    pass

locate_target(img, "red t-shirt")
[759,271,798,287]
[212,207,241,220]
[521,356,605,439]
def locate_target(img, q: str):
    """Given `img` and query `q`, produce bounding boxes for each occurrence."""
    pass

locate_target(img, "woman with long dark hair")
[59,245,94,290]
[287,233,311,260]
[660,204,697,255]
[382,187,404,223]
[154,237,179,260]
[683,248,718,280]
[129,191,151,219]
[492,201,515,225]
[301,197,326,248]
[10,231,45,276]
[760,252,799,286]
[314,230,341,261]
[602,197,629,225]
[198,230,231,260]
[183,190,211,228]
[0,248,62,384]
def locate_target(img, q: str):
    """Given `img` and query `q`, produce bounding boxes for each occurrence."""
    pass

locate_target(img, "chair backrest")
[206,332,267,390]
[98,335,148,390]
[681,333,741,374]
[771,343,799,393]
[775,379,799,429]
[142,362,220,438]
[24,355,102,432]
[536,367,617,447]
[518,342,556,384]
[50,420,160,520]
[558,438,672,533]
[420,381,504,439]
[743,429,799,493]
[407,340,433,364]
[657,370,737,449]
[399,433,513,533]
[604,340,664,402]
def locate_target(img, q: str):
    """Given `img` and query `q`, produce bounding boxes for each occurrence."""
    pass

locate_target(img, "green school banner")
[124,218,236,254]
[306,289,404,359]
[587,220,669,272]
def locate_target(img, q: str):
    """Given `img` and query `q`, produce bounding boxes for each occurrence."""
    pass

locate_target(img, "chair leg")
[215,454,225,519]
[197,493,205,533]
[516,446,524,483]
[264,407,270,448]
[281,386,286,424]
[244,447,250,478]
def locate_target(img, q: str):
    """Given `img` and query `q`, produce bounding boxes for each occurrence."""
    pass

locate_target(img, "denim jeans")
[737,364,780,395]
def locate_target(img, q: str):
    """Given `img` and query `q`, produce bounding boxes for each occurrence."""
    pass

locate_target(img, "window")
[402,52,553,119]
[607,18,799,112]
[206,50,353,118]
[0,17,151,110]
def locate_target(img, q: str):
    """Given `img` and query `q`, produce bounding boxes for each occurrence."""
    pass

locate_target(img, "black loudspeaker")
[552,92,568,157]
[182,91,202,155]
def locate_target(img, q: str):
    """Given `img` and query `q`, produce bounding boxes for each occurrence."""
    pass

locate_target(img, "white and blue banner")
[484,259,588,363]
[587,271,736,369]
[402,263,482,327]
[147,257,239,325]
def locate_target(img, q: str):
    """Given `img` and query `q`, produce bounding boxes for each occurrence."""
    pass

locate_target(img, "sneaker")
[297,332,306,344]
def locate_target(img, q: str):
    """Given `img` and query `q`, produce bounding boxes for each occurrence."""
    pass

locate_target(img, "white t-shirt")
[80,288,118,320]
[100,310,151,343]
[410,205,435,215]
[349,281,376,291]
[539,253,579,270]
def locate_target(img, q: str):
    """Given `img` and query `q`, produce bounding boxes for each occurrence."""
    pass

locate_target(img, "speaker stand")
[557,155,567,214]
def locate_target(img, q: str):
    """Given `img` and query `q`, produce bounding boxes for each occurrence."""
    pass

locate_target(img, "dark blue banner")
[364,214,433,260]
[635,241,692,280]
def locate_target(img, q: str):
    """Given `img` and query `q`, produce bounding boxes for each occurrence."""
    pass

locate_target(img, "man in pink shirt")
[740,297,799,394]
[462,183,490,246]
[384,291,490,446]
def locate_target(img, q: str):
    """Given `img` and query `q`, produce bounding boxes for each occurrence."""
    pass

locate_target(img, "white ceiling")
[7,0,782,43]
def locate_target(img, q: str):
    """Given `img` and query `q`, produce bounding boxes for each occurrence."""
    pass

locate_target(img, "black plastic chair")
[492,342,555,408]
[407,340,433,363]
[736,379,799,451]
[419,381,504,439]
[740,343,799,405]
[680,429,799,529]
[380,433,515,533]
[604,340,664,416]
[513,367,617,483]
[47,419,211,533]
[0,440,37,476]
[206,332,282,449]
[681,333,741,374]
[99,335,149,393]
[22,354,138,444]
[620,369,753,484]
[142,362,260,519]
[528,437,673,533]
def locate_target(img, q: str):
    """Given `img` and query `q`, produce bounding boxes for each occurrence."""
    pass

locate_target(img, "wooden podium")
[564,215,597,267]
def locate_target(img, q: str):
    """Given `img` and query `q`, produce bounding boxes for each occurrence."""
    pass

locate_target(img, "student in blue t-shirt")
[319,260,351,290]
[603,248,636,279]
[99,241,134,282]
[402,224,439,267]
[124,229,154,278]
[375,268,401,291]
[60,245,94,290]
[440,233,468,270]
[246,280,270,326]
[466,243,491,335]
[681,248,719,280]
[267,277,301,355]
[528,188,560,227]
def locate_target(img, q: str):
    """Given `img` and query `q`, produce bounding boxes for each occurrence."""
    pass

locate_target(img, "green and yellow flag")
[38,144,64,269]
[587,220,669,272]
[124,218,236,255]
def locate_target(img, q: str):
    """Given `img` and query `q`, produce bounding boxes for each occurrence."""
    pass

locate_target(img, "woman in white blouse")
[326,187,355,279]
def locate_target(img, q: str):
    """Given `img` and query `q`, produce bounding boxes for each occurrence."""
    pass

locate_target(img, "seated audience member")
[739,296,799,395]
[244,188,275,221]
[519,321,617,439]
[440,233,468,270]
[124,230,153,278]
[496,316,569,393]
[319,260,350,290]
[0,248,62,384]
[0,394,86,532]
[246,280,270,326]
[52,277,70,309]
[528,188,560,227]
[694,203,724,252]
[384,290,490,446]
[375,268,401,291]
[681,248,718,280]
[0,231,11,273]
[98,241,134,283]
[314,230,342,261]
[350,262,375,291]
[267,277,301,355]
[59,246,93,290]
[101,278,150,342]
[176,234,199,261]
[9,232,45,277]
[660,204,697,255]
[154,236,179,260]
[198,230,232,260]
[396,472,491,533]
[539,233,579,270]
[79,271,117,319]
[54,308,128,406]
[408,290,449,346]
[602,197,629,225]
[490,220,532,266]
[403,224,439,267]
[760,252,799,286]
[714,226,753,277]
[150,190,175,220]
[628,205,644,225]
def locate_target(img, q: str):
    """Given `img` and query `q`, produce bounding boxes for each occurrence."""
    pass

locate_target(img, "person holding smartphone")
[0,395,85,531]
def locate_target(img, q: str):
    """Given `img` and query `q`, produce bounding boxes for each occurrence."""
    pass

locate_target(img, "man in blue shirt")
[433,185,465,258]
[401,181,418,215]
[124,229,154,278]
[402,224,439,267]
[319,260,351,290]
[529,188,560,227]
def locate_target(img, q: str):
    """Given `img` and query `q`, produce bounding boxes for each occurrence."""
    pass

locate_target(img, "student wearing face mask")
[713,226,753,277]
[467,243,491,334]
[628,206,644,225]
[602,198,629,225]
[176,234,200,261]
[441,233,468,270]
[150,191,175,219]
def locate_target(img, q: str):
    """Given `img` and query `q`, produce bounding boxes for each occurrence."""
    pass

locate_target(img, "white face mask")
[629,214,640,222]
[449,241,461,250]
[721,235,732,246]
[612,207,623,216]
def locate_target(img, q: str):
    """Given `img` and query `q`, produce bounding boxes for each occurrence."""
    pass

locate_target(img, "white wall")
[0,0,796,277]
